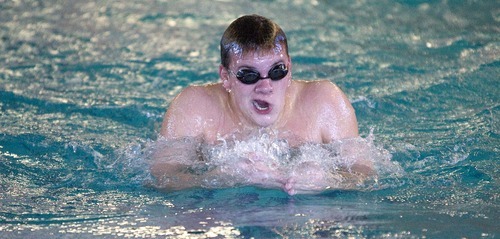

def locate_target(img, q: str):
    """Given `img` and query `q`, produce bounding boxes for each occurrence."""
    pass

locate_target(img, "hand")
[283,162,333,195]
[226,153,286,189]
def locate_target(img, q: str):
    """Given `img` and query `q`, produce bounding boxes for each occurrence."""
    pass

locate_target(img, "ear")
[219,65,232,91]
[219,64,229,81]
[286,57,292,86]
[287,56,292,72]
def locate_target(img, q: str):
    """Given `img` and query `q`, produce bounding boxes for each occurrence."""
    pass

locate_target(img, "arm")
[150,137,286,191]
[160,85,210,139]
[317,81,374,175]
[151,86,214,191]
[284,81,375,195]
[318,81,359,141]
[150,137,206,191]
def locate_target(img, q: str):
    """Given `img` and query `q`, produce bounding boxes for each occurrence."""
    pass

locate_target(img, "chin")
[253,116,278,128]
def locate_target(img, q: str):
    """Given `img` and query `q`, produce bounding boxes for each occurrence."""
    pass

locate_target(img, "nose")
[254,78,273,94]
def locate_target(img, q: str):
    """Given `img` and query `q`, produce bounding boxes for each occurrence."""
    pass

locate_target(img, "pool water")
[1,0,498,238]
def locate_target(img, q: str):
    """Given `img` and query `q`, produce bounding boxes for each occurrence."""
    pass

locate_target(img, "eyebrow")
[237,61,285,71]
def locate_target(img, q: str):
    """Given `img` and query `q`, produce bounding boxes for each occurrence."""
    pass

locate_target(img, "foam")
[146,130,403,193]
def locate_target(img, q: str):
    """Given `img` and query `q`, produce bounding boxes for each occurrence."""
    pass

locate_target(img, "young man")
[151,15,373,195]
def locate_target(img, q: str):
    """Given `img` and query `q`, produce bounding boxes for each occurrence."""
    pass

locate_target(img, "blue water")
[1,0,498,238]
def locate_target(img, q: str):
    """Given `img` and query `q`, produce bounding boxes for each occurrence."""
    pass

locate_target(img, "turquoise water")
[1,0,498,238]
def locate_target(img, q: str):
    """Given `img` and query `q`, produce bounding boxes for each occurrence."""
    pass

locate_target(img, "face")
[220,48,292,128]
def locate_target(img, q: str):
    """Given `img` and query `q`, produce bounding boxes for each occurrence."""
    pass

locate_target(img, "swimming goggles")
[233,63,288,85]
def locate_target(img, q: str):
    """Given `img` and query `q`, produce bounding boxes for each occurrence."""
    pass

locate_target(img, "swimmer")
[151,14,374,195]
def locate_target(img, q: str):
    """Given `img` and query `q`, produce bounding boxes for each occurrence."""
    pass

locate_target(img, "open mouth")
[253,100,271,112]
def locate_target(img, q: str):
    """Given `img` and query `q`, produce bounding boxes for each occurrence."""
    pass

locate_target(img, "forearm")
[150,161,201,191]
[149,137,208,190]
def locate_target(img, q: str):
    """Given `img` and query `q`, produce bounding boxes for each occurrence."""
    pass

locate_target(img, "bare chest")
[201,112,322,145]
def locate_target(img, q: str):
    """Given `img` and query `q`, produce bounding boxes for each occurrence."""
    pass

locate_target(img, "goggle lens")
[235,64,288,84]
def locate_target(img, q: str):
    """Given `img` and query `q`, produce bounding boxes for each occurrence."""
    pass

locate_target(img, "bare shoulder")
[297,80,358,140]
[172,84,221,107]
[299,80,350,106]
[160,83,224,138]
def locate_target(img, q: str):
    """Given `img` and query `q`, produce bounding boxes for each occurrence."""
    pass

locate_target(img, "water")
[149,132,400,193]
[0,0,498,238]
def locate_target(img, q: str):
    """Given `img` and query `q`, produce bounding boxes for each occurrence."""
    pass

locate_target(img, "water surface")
[0,0,498,238]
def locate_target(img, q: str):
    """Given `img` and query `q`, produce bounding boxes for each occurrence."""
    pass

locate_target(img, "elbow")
[351,161,376,177]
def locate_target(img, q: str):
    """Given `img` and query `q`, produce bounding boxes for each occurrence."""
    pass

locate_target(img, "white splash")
[146,130,403,193]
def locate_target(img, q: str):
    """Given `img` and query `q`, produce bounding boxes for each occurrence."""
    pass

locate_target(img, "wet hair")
[220,14,289,69]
